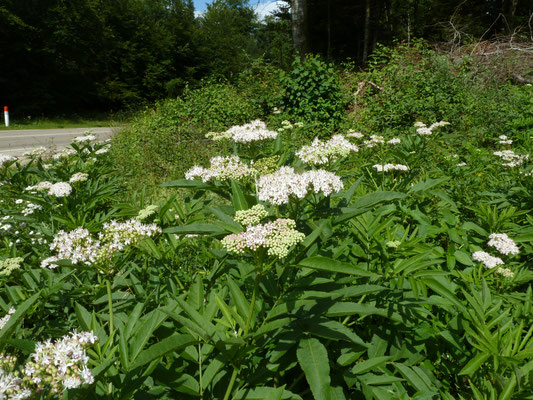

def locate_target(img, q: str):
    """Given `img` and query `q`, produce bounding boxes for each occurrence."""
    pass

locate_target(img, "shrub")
[281,55,346,131]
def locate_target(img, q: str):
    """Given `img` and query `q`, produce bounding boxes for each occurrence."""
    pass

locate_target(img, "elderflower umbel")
[0,154,17,166]
[234,204,268,226]
[0,258,23,277]
[23,330,98,394]
[48,182,72,197]
[185,155,254,182]
[296,135,358,165]
[42,219,161,269]
[222,218,305,258]
[496,267,514,278]
[72,135,96,143]
[346,130,363,139]
[493,150,529,167]
[69,173,88,183]
[415,120,449,135]
[472,251,504,269]
[257,167,343,205]
[25,181,53,192]
[0,307,15,330]
[52,148,76,160]
[363,135,385,148]
[487,233,519,255]
[497,135,513,145]
[22,147,46,157]
[373,164,410,172]
[225,120,278,143]
[137,205,158,220]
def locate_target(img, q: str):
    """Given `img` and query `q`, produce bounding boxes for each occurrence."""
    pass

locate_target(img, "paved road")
[0,127,117,157]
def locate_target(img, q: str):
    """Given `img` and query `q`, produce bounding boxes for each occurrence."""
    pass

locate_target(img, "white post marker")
[3,106,9,127]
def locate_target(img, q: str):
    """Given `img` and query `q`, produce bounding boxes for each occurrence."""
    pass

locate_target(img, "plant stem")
[223,365,239,400]
[223,271,262,400]
[106,279,114,339]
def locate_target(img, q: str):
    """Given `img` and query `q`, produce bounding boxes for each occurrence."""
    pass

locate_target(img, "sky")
[193,0,283,19]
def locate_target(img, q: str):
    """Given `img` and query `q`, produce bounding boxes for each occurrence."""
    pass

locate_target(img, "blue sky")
[193,0,282,18]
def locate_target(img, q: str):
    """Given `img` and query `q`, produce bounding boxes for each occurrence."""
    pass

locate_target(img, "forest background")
[1,0,531,118]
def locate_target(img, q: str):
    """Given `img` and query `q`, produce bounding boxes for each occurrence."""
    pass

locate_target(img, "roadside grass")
[0,113,128,130]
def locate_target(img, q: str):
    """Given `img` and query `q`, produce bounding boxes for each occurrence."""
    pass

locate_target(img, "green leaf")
[459,352,490,376]
[164,224,226,235]
[161,179,213,189]
[454,250,473,266]
[351,356,390,375]
[130,333,196,369]
[129,310,167,365]
[296,256,379,277]
[408,177,448,193]
[334,192,406,225]
[231,180,248,211]
[0,293,40,351]
[234,386,303,400]
[75,303,92,331]
[227,277,252,323]
[297,338,332,400]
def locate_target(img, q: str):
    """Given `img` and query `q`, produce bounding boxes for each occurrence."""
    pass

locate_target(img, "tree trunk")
[362,0,371,63]
[291,0,308,57]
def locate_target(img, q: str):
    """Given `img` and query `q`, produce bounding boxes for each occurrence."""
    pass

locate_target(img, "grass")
[0,114,127,130]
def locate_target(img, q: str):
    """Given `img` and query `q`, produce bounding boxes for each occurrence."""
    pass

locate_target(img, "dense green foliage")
[281,55,346,130]
[0,45,532,399]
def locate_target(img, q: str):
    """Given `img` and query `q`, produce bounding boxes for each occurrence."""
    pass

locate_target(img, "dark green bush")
[281,55,346,131]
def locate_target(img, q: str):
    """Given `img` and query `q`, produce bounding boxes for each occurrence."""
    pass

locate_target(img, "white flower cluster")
[185,155,254,182]
[72,135,96,143]
[0,154,17,166]
[222,218,305,258]
[95,146,110,155]
[0,307,15,329]
[363,135,385,148]
[493,150,529,167]
[234,204,269,226]
[69,173,88,183]
[137,205,158,221]
[21,331,97,394]
[42,219,161,269]
[497,135,512,145]
[25,181,51,192]
[22,147,46,157]
[21,202,42,216]
[373,163,410,172]
[46,228,100,267]
[346,130,363,139]
[456,162,467,167]
[257,167,344,205]
[48,182,72,197]
[205,131,232,141]
[52,148,76,160]
[471,233,519,278]
[296,135,358,165]
[225,120,278,143]
[414,120,450,135]
[472,251,504,269]
[487,233,519,255]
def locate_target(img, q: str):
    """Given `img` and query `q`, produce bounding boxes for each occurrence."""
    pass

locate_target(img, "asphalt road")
[0,127,117,157]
